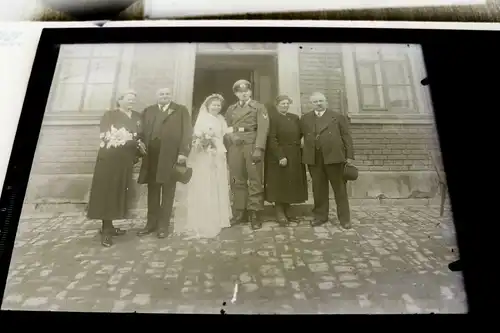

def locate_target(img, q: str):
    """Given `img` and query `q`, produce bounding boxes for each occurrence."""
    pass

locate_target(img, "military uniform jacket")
[300,109,354,165]
[225,100,270,150]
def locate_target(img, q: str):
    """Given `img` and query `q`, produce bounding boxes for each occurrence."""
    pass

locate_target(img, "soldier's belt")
[234,127,257,133]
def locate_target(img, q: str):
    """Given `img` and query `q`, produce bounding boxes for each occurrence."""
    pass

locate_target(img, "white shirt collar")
[159,102,171,112]
[315,109,326,116]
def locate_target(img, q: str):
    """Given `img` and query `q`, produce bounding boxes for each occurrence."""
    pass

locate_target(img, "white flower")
[103,125,134,149]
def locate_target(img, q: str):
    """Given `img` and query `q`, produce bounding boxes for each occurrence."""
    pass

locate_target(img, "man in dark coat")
[300,92,355,229]
[225,79,270,230]
[137,87,192,238]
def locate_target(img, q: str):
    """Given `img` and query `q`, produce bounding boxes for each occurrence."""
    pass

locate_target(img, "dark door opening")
[191,54,278,125]
[192,68,253,123]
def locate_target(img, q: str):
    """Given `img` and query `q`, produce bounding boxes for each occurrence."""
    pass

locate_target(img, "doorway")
[191,54,278,123]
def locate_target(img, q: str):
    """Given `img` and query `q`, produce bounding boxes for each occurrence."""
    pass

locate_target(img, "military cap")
[233,79,251,92]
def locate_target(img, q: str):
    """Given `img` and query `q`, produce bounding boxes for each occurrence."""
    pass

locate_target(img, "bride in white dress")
[174,94,232,239]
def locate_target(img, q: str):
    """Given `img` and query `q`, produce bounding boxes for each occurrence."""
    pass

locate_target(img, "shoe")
[248,211,262,230]
[113,228,126,236]
[283,204,297,222]
[275,204,289,226]
[100,227,126,236]
[340,222,352,230]
[231,210,247,226]
[157,230,168,239]
[101,234,113,247]
[137,227,156,236]
[310,219,328,227]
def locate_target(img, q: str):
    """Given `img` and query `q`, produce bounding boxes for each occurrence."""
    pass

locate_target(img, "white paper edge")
[1,18,496,197]
[0,22,98,192]
[144,0,486,18]
[103,19,500,31]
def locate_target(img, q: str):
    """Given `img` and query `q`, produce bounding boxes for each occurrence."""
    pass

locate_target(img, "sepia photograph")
[1,41,465,314]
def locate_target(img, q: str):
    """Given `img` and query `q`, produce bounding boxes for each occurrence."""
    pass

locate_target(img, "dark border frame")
[0,26,495,324]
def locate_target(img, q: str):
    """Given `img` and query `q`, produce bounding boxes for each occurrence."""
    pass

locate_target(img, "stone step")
[21,197,446,219]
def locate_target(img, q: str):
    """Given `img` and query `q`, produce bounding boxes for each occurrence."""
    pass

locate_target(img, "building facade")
[25,42,440,212]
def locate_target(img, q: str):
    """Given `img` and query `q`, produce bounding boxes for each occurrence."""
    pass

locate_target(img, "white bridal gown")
[174,109,232,239]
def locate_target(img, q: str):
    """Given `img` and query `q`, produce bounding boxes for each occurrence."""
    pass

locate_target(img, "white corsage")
[100,125,134,149]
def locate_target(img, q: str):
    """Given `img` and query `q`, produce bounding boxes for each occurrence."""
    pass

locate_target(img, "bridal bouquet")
[100,125,136,149]
[192,129,217,153]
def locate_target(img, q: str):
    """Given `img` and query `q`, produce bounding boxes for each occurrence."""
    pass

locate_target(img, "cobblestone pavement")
[1,205,466,314]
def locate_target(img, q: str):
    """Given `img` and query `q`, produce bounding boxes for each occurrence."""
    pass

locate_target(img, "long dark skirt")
[87,145,136,220]
[264,146,308,204]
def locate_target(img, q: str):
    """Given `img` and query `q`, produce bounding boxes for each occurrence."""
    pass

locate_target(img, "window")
[353,44,417,113]
[48,44,124,114]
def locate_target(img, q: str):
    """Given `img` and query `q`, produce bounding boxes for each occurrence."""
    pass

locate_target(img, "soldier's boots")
[231,210,262,230]
[248,211,262,230]
[231,210,247,226]
[274,203,288,227]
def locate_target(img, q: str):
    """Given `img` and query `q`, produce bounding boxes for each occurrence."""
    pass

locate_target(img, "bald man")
[300,92,355,229]
[137,88,192,239]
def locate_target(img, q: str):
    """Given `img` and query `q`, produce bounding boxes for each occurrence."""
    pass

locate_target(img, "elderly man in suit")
[300,92,355,229]
[137,87,192,238]
[225,79,270,230]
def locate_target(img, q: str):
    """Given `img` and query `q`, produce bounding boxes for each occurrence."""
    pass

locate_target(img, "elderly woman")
[87,90,145,247]
[264,95,308,226]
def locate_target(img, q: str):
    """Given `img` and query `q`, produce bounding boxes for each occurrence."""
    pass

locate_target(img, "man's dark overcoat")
[300,109,354,165]
[138,102,192,184]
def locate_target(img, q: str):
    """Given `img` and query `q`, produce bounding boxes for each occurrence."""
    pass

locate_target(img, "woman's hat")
[275,94,293,105]
[173,163,193,184]
[343,162,359,181]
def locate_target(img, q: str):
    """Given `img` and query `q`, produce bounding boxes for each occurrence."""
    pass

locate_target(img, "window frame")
[44,44,135,124]
[353,46,419,114]
[341,43,435,125]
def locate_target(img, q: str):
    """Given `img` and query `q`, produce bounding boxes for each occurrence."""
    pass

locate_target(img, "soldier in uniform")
[225,80,270,230]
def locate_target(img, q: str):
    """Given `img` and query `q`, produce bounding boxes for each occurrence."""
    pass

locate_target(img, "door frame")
[175,44,281,115]
[192,50,279,108]
[191,67,255,118]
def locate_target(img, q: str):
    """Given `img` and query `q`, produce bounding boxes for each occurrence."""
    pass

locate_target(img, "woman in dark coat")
[264,95,308,226]
[87,90,145,247]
